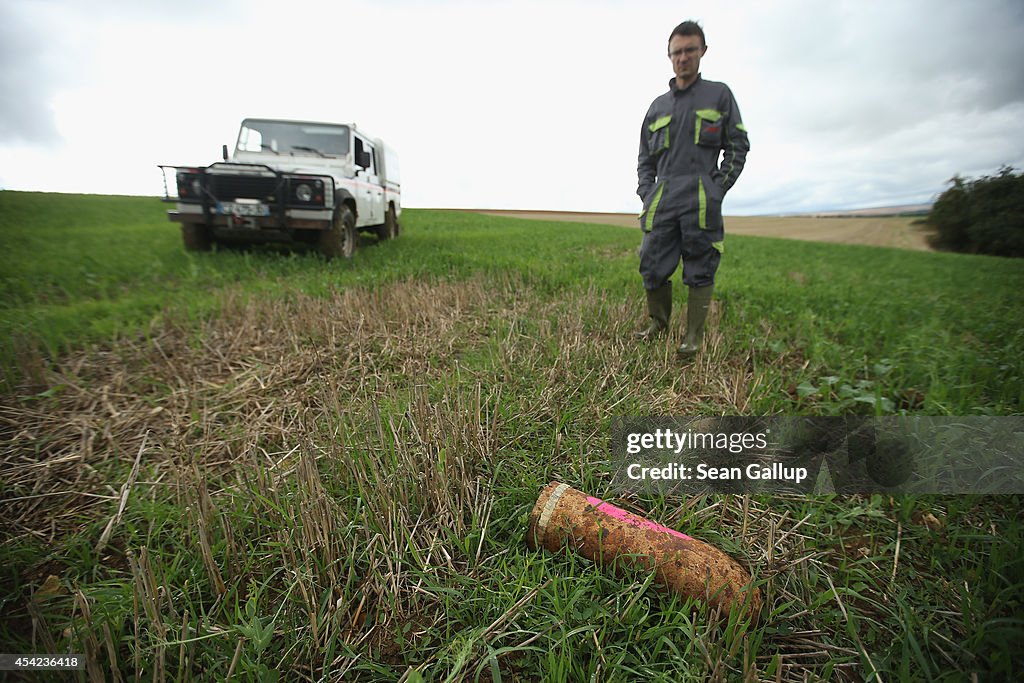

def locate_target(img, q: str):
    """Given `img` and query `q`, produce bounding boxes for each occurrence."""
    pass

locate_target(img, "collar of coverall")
[669,73,703,94]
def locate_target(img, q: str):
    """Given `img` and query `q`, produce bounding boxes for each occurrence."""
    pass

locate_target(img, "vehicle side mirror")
[222,144,229,161]
[357,150,371,168]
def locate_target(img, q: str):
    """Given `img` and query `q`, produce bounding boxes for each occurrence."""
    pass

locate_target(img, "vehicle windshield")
[236,120,350,157]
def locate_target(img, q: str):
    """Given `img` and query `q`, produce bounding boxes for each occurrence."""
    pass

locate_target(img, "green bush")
[927,167,1024,257]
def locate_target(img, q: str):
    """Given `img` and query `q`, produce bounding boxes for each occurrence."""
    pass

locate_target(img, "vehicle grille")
[207,175,282,201]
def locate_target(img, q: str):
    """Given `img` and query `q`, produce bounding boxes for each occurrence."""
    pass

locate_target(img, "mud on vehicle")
[160,118,401,259]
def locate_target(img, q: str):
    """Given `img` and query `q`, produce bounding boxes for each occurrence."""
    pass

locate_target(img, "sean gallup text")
[626,462,809,484]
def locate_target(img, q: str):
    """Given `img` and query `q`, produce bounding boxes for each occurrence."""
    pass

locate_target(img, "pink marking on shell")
[586,496,693,541]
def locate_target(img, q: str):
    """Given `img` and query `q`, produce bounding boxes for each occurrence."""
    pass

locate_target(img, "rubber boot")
[635,282,672,342]
[677,284,714,360]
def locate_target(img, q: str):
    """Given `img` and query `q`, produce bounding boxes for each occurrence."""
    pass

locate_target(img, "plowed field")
[475,210,934,251]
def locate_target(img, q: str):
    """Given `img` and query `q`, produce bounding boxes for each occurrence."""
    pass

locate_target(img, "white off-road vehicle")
[160,118,401,258]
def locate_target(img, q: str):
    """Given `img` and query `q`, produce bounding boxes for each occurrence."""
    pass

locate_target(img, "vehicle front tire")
[320,205,356,259]
[376,205,398,241]
[182,223,212,251]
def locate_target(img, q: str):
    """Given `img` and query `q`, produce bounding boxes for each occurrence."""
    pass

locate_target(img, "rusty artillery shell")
[527,481,761,618]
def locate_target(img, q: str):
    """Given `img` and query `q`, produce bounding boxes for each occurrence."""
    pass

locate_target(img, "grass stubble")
[1,200,1022,681]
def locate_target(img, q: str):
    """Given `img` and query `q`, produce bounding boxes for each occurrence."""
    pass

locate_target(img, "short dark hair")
[669,21,706,49]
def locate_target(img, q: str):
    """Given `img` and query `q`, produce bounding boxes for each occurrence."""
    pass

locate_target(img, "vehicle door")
[353,135,382,226]
[364,141,384,224]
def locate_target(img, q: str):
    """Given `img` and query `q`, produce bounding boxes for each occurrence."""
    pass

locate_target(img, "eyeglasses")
[668,46,702,58]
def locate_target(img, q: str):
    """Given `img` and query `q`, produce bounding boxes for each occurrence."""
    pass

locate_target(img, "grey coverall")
[637,75,749,290]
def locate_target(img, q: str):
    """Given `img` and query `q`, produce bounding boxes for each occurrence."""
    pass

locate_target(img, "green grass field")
[1,191,1022,681]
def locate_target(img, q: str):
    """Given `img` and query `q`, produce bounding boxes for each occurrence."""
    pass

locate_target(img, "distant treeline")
[926,166,1024,258]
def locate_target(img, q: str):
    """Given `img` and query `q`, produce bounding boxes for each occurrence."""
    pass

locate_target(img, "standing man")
[636,20,749,360]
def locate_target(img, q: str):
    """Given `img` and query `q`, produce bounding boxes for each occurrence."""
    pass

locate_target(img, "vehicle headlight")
[175,170,202,198]
[288,177,325,205]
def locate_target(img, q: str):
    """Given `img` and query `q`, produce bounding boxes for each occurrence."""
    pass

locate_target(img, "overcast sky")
[2,0,1023,214]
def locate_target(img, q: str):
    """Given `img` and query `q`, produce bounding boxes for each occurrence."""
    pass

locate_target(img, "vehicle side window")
[353,136,377,174]
[354,135,370,169]
[384,148,400,184]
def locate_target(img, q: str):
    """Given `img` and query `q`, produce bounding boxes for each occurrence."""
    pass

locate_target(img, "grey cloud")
[727,1,1024,211]
[745,1,1024,137]
[0,4,61,144]
[883,1,1024,111]
[83,0,243,23]
[0,0,245,146]
[732,100,1024,215]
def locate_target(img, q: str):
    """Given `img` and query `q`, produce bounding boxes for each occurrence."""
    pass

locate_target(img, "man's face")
[668,34,707,84]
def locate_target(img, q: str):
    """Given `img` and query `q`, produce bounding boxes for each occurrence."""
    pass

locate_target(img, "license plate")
[219,202,270,217]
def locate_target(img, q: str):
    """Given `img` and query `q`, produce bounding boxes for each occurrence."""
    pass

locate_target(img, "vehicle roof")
[241,118,354,128]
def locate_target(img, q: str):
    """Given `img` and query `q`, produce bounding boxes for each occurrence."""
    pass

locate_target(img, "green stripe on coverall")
[698,177,707,229]
[645,182,665,233]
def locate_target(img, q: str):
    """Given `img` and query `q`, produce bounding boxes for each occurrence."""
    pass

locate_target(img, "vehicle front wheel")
[182,223,212,251]
[320,205,356,259]
[376,205,398,241]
